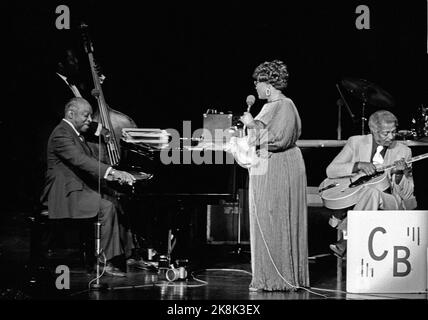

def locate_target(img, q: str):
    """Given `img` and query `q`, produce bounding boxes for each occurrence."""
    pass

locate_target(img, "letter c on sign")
[368,227,388,261]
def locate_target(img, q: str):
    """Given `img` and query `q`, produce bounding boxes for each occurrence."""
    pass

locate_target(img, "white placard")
[346,210,428,293]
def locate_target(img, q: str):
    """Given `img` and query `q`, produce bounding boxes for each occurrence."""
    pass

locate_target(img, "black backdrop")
[4,1,428,211]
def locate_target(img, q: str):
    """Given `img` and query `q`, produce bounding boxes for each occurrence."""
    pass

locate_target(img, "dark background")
[4,1,428,211]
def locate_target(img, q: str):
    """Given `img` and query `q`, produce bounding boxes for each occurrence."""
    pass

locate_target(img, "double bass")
[80,23,152,188]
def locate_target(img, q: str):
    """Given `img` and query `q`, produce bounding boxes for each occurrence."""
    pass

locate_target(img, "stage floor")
[13,255,428,301]
[1,210,427,303]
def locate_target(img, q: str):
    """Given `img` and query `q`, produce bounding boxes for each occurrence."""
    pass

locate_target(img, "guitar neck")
[377,152,428,171]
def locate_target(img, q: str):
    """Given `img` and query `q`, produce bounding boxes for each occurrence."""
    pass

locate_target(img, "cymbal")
[341,78,395,108]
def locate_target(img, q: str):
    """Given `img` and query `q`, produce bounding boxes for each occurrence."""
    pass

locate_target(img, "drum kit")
[338,77,428,141]
[410,104,428,141]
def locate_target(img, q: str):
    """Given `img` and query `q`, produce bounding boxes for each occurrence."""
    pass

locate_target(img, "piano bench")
[28,209,96,271]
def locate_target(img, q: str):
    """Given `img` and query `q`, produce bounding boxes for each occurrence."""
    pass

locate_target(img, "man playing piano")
[41,97,136,276]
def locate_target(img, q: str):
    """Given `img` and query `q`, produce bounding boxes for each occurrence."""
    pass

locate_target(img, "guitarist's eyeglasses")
[378,129,397,138]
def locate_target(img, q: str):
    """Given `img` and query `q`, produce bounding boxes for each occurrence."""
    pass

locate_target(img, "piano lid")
[119,139,247,199]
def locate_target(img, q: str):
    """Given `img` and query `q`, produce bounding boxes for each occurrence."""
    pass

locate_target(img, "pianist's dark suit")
[41,119,122,261]
[38,73,93,180]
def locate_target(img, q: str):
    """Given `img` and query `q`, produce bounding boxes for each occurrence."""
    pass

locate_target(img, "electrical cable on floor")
[105,276,208,291]
[196,268,252,276]
[308,287,407,300]
[69,266,356,298]
[188,275,209,286]
[69,289,90,297]
[110,284,156,290]
[110,268,252,290]
[154,280,207,288]
[190,268,253,286]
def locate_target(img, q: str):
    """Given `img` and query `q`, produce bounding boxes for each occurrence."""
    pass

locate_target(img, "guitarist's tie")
[372,145,385,164]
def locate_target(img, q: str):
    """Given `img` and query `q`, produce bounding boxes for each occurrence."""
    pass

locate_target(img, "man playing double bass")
[326,110,417,258]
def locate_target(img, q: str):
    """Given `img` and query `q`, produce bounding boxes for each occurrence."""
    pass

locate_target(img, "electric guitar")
[319,152,428,209]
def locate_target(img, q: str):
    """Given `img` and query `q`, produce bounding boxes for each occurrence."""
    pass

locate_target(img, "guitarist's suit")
[326,134,417,225]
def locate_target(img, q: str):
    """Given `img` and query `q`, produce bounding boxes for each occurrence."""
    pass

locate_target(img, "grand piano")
[117,128,428,264]
[118,132,249,263]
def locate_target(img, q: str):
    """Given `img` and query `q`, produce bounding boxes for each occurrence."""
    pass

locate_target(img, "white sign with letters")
[346,210,428,293]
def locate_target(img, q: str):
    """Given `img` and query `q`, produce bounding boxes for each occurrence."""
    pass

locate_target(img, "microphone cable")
[249,187,327,298]
[246,122,328,298]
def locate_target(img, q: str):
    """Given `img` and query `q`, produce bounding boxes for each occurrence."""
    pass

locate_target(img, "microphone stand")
[229,161,242,255]
[90,221,107,291]
[335,84,355,139]
[230,102,253,257]
[90,133,107,291]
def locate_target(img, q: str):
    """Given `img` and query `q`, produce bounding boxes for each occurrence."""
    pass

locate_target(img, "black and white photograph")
[2,0,428,313]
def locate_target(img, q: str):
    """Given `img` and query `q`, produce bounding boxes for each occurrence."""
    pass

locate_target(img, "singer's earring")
[265,88,271,97]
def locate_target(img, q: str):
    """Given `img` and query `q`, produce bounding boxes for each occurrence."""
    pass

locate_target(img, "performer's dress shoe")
[104,263,126,277]
[329,239,347,259]
[134,172,154,181]
[127,258,150,269]
[328,216,342,228]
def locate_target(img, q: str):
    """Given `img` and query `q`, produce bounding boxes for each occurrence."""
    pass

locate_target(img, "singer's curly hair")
[252,60,289,90]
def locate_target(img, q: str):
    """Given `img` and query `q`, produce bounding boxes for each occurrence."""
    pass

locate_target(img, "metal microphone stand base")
[90,282,108,291]
[89,261,109,291]
[90,221,108,291]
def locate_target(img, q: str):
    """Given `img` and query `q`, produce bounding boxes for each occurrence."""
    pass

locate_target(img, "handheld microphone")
[241,95,256,132]
[246,95,256,112]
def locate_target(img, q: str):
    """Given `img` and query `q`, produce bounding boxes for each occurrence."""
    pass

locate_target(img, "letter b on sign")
[393,246,411,277]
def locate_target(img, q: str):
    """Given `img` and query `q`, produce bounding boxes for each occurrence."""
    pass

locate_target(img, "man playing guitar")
[326,110,417,258]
